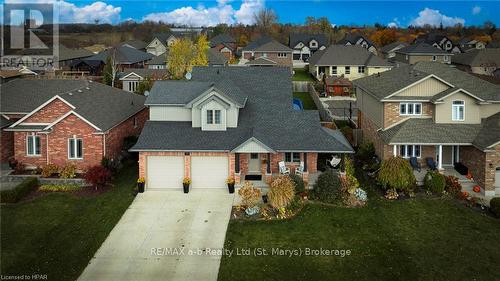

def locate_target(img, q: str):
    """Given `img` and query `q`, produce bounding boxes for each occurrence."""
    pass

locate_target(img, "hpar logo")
[1,2,59,70]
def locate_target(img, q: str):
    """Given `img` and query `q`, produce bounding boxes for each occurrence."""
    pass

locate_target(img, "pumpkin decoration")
[460,191,469,200]
[473,185,481,193]
[466,172,473,180]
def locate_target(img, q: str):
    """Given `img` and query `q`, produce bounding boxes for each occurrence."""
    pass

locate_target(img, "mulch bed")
[16,184,117,203]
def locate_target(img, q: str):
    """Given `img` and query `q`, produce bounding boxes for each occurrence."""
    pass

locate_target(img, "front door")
[248,153,260,174]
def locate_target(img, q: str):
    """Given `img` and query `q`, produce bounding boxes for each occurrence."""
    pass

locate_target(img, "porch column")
[393,145,397,157]
[303,153,308,172]
[438,145,443,170]
[266,153,271,174]
[235,153,240,173]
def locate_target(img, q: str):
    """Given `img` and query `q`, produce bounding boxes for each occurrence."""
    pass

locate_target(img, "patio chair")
[409,157,421,172]
[278,161,290,175]
[326,155,341,168]
[295,161,305,176]
[426,157,437,170]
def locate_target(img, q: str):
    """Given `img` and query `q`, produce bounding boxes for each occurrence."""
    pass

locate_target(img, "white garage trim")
[191,155,229,188]
[146,156,184,189]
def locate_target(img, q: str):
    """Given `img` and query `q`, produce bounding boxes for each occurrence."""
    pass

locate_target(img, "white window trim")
[399,102,422,116]
[399,145,421,158]
[345,66,351,74]
[207,110,214,124]
[277,53,287,58]
[26,134,41,157]
[332,66,337,75]
[68,137,83,159]
[452,100,465,121]
[214,110,221,124]
[133,117,138,128]
[444,55,449,62]
[432,55,437,61]
[285,152,301,163]
[358,66,365,73]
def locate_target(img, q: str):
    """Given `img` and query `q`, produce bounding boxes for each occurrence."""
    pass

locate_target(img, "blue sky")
[3,0,500,26]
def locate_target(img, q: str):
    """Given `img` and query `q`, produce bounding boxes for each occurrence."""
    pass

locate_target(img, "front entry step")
[245,174,262,181]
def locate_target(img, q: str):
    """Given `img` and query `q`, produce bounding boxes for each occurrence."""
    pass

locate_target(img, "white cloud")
[410,8,465,27]
[387,18,400,28]
[142,0,264,26]
[3,0,121,24]
[472,6,481,15]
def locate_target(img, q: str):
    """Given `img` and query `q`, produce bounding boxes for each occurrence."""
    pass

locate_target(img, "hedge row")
[1,177,38,203]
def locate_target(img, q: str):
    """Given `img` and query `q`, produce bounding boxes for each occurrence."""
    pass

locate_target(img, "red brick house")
[241,37,293,69]
[209,34,237,60]
[354,62,500,197]
[0,79,148,170]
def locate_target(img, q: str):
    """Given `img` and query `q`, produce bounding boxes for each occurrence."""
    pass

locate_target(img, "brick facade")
[24,99,72,123]
[383,102,434,128]
[254,52,293,68]
[104,109,148,161]
[1,131,14,163]
[461,145,500,194]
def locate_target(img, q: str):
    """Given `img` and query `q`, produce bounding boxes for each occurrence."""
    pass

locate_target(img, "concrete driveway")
[78,189,234,281]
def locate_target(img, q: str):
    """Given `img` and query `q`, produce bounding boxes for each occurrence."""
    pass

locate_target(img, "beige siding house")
[354,62,500,197]
[393,43,452,65]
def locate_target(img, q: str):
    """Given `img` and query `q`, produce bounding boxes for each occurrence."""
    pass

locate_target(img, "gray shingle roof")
[309,45,392,67]
[289,33,328,49]
[209,34,236,48]
[208,48,228,65]
[132,67,354,153]
[380,41,409,53]
[395,43,449,55]
[57,45,94,62]
[245,57,277,65]
[146,54,168,65]
[339,33,374,47]
[120,40,147,50]
[0,116,14,128]
[1,79,146,132]
[354,62,500,102]
[84,46,154,65]
[452,48,500,67]
[473,112,500,150]
[243,36,292,52]
[120,68,168,79]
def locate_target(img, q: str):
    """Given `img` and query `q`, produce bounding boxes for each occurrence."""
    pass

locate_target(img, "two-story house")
[0,80,148,169]
[452,49,500,77]
[308,45,393,80]
[339,33,377,54]
[380,41,409,59]
[414,33,462,53]
[354,62,500,197]
[209,33,236,60]
[459,38,486,52]
[241,37,293,69]
[146,33,180,56]
[130,67,353,190]
[119,68,168,93]
[393,43,452,65]
[289,33,328,62]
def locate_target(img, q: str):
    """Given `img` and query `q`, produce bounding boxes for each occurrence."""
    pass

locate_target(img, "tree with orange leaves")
[370,28,397,47]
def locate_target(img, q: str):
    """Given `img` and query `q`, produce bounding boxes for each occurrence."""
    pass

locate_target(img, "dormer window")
[207,110,221,124]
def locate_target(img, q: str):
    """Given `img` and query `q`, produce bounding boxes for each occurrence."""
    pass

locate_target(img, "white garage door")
[191,156,228,188]
[147,156,184,189]
[495,167,500,188]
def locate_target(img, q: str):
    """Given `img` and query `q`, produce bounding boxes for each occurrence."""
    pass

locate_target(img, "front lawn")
[219,176,500,280]
[293,92,317,110]
[292,68,314,81]
[0,163,138,281]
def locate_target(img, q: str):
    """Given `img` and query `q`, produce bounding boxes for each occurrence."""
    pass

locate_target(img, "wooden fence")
[308,83,333,122]
[292,81,310,92]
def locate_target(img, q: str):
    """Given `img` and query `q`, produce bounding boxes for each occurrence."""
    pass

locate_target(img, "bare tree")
[110,49,118,87]
[254,8,278,32]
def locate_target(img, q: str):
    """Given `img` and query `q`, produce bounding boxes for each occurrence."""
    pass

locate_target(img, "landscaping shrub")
[41,163,59,178]
[424,171,446,194]
[268,176,295,210]
[39,184,81,192]
[490,198,500,218]
[313,169,341,203]
[377,156,416,193]
[357,142,376,162]
[289,174,305,194]
[83,166,112,189]
[445,175,462,197]
[60,164,77,179]
[8,157,18,169]
[0,177,38,203]
[13,162,26,174]
[122,135,139,150]
[340,126,353,143]
[238,181,261,208]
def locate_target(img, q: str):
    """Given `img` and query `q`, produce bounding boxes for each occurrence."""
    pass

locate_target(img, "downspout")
[46,133,49,164]
[103,133,106,157]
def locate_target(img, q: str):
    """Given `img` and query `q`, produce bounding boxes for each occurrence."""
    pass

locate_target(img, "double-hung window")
[206,110,221,125]
[26,134,41,156]
[68,137,83,159]
[399,102,422,115]
[285,152,301,163]
[277,53,287,58]
[332,66,337,75]
[452,100,465,121]
[399,145,421,158]
[358,66,365,73]
[345,66,351,74]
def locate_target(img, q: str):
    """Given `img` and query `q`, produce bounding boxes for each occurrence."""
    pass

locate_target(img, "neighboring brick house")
[393,43,453,65]
[209,33,236,60]
[309,45,393,80]
[0,79,148,170]
[130,67,353,190]
[119,68,168,93]
[241,37,293,69]
[354,62,500,197]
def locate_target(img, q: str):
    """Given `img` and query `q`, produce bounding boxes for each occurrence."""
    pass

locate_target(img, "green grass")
[1,163,138,281]
[293,92,317,110]
[219,169,500,281]
[292,69,314,81]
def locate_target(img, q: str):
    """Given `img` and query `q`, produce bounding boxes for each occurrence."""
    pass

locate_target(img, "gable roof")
[131,67,354,153]
[289,33,328,48]
[1,79,146,132]
[84,46,154,65]
[309,45,393,67]
[245,57,277,66]
[209,34,236,48]
[452,48,500,67]
[414,33,450,44]
[151,33,176,44]
[395,43,449,55]
[208,48,229,65]
[120,40,147,50]
[243,36,292,52]
[57,45,94,62]
[380,41,409,53]
[146,53,168,65]
[339,33,374,47]
[354,62,500,102]
[119,68,168,80]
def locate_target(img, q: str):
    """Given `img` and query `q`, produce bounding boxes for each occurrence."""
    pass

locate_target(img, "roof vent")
[77,89,83,93]
[185,72,192,80]
[85,87,90,90]
[68,92,73,95]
